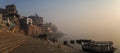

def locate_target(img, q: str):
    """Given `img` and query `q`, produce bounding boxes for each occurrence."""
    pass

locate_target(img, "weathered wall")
[28,25,42,37]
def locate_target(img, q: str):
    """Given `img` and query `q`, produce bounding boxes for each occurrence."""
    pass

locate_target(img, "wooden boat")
[76,39,91,44]
[80,40,117,53]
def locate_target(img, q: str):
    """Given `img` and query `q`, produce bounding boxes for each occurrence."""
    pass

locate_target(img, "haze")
[1,0,120,45]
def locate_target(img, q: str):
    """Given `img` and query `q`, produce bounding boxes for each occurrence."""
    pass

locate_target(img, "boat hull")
[82,47,116,53]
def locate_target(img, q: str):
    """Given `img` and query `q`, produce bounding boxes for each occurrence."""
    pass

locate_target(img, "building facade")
[28,14,43,26]
[6,4,17,15]
[26,18,33,25]
[0,4,19,23]
[0,13,2,20]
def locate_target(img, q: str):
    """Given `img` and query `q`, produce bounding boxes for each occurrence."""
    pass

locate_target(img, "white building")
[26,18,33,25]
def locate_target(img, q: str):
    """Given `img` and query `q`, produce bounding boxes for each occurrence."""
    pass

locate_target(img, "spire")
[35,13,39,17]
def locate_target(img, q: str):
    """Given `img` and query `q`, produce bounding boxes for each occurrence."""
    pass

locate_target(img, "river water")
[60,35,120,53]
[58,39,120,53]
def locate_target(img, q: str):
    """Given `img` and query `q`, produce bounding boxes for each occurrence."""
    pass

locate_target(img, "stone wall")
[28,25,42,37]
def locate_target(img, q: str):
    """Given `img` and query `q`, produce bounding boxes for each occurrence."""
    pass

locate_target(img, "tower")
[5,4,19,23]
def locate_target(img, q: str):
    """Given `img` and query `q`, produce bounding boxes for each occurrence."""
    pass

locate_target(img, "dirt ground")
[10,37,82,53]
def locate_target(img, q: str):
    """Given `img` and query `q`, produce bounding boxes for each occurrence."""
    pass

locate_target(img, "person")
[9,21,15,32]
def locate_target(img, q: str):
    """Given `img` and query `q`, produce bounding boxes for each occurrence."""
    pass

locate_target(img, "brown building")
[6,4,19,23]
[0,13,2,20]
[0,4,19,23]
[19,17,42,37]
[28,25,42,37]
[0,8,7,17]
[6,4,17,15]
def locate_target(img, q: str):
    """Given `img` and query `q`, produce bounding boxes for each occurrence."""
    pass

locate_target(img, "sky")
[1,0,120,44]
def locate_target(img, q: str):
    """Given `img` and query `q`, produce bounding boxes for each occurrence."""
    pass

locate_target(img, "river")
[59,36,120,53]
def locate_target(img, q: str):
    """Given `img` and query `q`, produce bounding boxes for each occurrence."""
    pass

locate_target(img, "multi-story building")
[28,25,42,37]
[20,17,33,25]
[6,4,17,15]
[6,4,19,22]
[28,14,43,26]
[19,17,42,37]
[0,4,19,23]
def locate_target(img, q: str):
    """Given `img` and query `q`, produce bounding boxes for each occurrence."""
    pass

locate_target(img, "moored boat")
[77,40,117,53]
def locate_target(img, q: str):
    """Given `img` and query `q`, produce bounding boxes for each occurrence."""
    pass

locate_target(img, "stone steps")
[0,33,26,53]
[0,38,19,44]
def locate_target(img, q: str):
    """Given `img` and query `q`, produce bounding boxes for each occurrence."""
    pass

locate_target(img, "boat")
[76,39,91,44]
[80,40,117,53]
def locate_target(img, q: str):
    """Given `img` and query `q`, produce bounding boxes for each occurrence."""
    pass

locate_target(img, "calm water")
[58,40,120,53]
[60,35,120,53]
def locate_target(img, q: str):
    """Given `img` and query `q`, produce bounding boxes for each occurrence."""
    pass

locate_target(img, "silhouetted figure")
[70,40,75,44]
[63,41,68,45]
[38,33,47,40]
[76,40,82,44]
[6,23,10,27]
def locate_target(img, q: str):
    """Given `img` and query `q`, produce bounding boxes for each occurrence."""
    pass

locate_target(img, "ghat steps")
[0,32,26,53]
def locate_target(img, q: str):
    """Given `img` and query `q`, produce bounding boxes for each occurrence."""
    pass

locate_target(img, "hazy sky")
[1,0,120,42]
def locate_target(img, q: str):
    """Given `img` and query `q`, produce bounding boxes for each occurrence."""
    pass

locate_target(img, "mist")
[1,0,120,45]
[42,0,120,45]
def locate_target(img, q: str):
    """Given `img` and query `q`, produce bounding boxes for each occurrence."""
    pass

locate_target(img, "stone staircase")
[0,22,10,32]
[0,32,26,53]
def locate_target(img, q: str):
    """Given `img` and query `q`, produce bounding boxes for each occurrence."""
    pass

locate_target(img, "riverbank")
[10,37,83,53]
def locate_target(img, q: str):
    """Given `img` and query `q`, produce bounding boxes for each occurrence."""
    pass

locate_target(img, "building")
[20,17,33,25]
[0,8,7,17]
[6,4,17,15]
[28,14,43,26]
[0,13,2,20]
[26,18,33,25]
[28,25,42,37]
[6,4,19,22]
[0,13,3,25]
[0,4,19,23]
[19,17,42,37]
